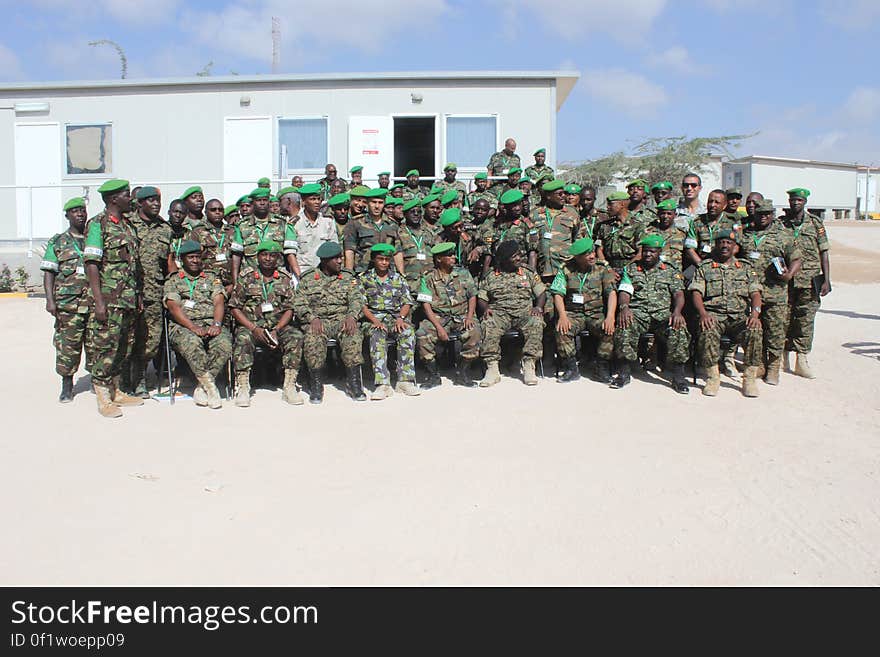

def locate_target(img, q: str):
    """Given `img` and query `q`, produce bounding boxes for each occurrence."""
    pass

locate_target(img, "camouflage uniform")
[478,267,545,362]
[416,267,481,362]
[487,151,521,177]
[550,262,615,359]
[293,267,364,371]
[397,223,438,295]
[169,228,189,269]
[189,221,236,287]
[531,205,584,279]
[435,179,467,202]
[684,213,743,260]
[334,217,351,243]
[466,189,498,212]
[742,221,801,360]
[524,164,554,182]
[230,214,297,270]
[688,258,763,368]
[482,220,534,265]
[163,271,232,377]
[400,185,431,203]
[343,216,400,274]
[614,262,690,363]
[360,269,416,386]
[782,211,829,354]
[579,213,603,242]
[41,230,91,376]
[644,221,688,270]
[228,268,302,372]
[595,217,644,272]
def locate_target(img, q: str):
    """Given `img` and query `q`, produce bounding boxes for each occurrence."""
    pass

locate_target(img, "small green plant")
[0,265,13,293]
[15,266,29,291]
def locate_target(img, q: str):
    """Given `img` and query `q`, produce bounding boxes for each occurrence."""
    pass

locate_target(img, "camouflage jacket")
[360,268,413,317]
[478,266,545,315]
[163,270,225,326]
[228,267,296,328]
[343,216,400,273]
[128,214,172,303]
[418,266,477,317]
[292,267,363,323]
[524,164,554,182]
[618,261,683,321]
[231,214,297,266]
[550,262,615,315]
[531,204,584,277]
[189,221,237,286]
[435,179,467,202]
[644,221,688,270]
[742,221,801,304]
[487,150,521,176]
[685,213,743,256]
[688,258,762,316]
[40,229,89,313]
[466,190,498,210]
[781,211,829,287]
[397,223,438,291]
[400,185,431,203]
[83,210,139,309]
[482,220,532,262]
[595,217,644,270]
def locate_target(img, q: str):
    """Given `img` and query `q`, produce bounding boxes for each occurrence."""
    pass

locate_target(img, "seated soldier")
[163,240,232,409]
[360,243,420,400]
[417,242,481,389]
[689,231,763,398]
[612,234,690,394]
[551,237,617,383]
[228,240,303,407]
[293,241,366,403]
[477,240,546,387]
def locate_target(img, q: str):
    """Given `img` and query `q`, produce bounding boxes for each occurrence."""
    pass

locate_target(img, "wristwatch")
[212,320,222,327]
[751,307,761,314]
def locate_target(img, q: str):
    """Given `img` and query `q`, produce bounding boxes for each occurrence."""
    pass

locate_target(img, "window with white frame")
[66,123,112,175]
[279,117,328,174]
[445,115,497,168]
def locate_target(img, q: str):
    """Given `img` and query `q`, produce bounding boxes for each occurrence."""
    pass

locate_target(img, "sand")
[1,225,878,585]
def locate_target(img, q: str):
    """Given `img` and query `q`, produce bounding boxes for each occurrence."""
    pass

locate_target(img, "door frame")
[390,113,440,182]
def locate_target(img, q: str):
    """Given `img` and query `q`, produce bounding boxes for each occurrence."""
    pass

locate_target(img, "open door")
[348,116,394,183]
[393,116,436,182]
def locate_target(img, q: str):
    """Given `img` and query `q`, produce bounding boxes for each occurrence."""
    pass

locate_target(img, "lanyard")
[792,222,803,239]
[211,225,226,251]
[456,241,463,262]
[405,227,424,252]
[498,228,509,243]
[261,279,275,301]
[583,217,596,238]
[70,237,84,261]
[704,221,715,242]
[544,209,555,235]
[174,239,182,258]
[576,272,589,293]
[752,233,767,249]
[183,275,199,299]
[256,221,272,242]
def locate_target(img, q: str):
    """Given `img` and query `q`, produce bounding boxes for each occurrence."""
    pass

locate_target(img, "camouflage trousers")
[786,285,819,354]
[130,300,164,365]
[613,314,690,364]
[417,315,482,362]
[53,310,90,376]
[363,314,416,385]
[169,323,233,378]
[696,312,762,368]
[762,301,789,360]
[303,318,364,370]
[86,308,135,385]
[234,324,302,372]
[480,310,544,363]
[555,311,613,360]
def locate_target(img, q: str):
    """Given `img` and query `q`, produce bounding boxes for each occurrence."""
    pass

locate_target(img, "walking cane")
[163,309,175,406]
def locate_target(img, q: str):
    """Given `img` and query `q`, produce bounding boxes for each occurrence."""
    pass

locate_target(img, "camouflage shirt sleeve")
[40,235,59,271]
[83,220,104,262]
[688,264,707,296]
[815,215,830,252]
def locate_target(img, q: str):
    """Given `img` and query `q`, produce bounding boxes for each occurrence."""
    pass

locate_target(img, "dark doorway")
[394,117,435,182]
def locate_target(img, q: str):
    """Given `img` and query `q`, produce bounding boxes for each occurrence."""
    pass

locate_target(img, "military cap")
[386,197,402,206]
[63,197,86,212]
[406,169,420,177]
[715,231,738,242]
[370,243,396,256]
[431,242,456,256]
[298,183,323,196]
[97,179,130,194]
[443,163,457,171]
[564,183,582,194]
[542,179,566,192]
[316,241,343,259]
[269,196,279,202]
[640,234,665,249]
[403,198,422,212]
[651,181,674,191]
[389,183,404,191]
[787,187,810,199]
[236,195,251,206]
[328,192,350,207]
[224,205,238,216]
[627,178,648,190]
[507,167,523,176]
[439,208,462,227]
[725,187,743,198]
[533,148,546,156]
[756,199,775,213]
[473,172,488,181]
[519,179,533,188]
[534,172,554,183]
[256,240,282,253]
[420,194,441,206]
[499,189,524,204]
[430,184,445,194]
[440,190,459,205]
[569,237,594,256]
[495,240,519,263]
[276,186,297,197]
[606,191,630,202]
[257,177,271,186]
[656,198,678,211]
[250,188,271,199]
[349,185,370,198]
[136,186,160,200]
[178,240,202,255]
[349,165,363,174]
[180,185,203,199]
[377,171,391,177]
[364,187,387,198]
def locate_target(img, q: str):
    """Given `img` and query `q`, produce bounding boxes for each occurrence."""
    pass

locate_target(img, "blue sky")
[2,0,878,165]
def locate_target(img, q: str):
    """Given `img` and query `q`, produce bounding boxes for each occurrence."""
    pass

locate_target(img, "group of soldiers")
[41,138,832,416]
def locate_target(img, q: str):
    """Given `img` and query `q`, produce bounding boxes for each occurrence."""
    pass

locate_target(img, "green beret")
[640,234,665,248]
[350,185,370,198]
[651,181,673,191]
[276,186,294,197]
[181,185,203,199]
[97,179,130,194]
[440,190,459,205]
[756,199,775,213]
[364,187,387,198]
[298,183,322,196]
[387,197,404,206]
[257,177,270,186]
[443,162,457,171]
[377,171,391,177]
[725,187,743,198]
[564,183,582,194]
[519,179,532,187]
[569,237,594,256]
[715,231,738,242]
[431,241,456,256]
[420,194,441,206]
[136,186,160,200]
[269,196,279,202]
[542,179,565,192]
[224,205,238,216]
[535,172,554,183]
[316,241,343,259]
[787,187,810,199]
[439,208,462,227]
[473,172,488,180]
[349,165,363,174]
[606,191,629,202]
[178,240,202,255]
[63,197,86,212]
[403,198,422,212]
[656,199,678,211]
[328,192,350,207]
[430,184,445,194]
[627,178,648,189]
[500,189,524,204]
[250,188,271,199]
[236,195,251,206]
[370,243,396,256]
[389,183,404,191]
[406,169,420,177]
[507,167,523,176]
[256,240,282,253]
[533,148,546,156]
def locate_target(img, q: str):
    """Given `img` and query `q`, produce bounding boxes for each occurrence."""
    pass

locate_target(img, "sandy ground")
[1,226,878,586]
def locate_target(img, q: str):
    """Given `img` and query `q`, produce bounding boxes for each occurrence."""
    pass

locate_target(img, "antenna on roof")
[271,17,280,73]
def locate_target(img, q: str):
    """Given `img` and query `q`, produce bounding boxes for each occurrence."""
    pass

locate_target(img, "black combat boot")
[421,359,442,389]
[557,356,580,383]
[453,358,476,387]
[309,367,324,404]
[345,366,367,401]
[609,360,632,388]
[59,375,74,403]
[670,363,690,395]
[594,358,612,384]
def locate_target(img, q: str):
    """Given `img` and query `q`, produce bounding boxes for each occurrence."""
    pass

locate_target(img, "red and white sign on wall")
[348,117,394,181]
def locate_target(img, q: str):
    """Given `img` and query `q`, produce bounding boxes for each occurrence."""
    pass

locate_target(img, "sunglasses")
[682,182,700,188]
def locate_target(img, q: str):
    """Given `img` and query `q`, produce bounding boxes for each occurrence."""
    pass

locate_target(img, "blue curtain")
[446,117,496,168]
[279,118,327,171]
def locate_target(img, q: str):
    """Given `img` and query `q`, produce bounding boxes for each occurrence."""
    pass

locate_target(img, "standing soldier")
[41,197,91,402]
[163,240,232,409]
[377,172,391,190]
[343,188,403,274]
[293,242,366,403]
[328,192,351,242]
[480,189,537,277]
[487,138,521,196]
[224,204,240,226]
[477,241,546,387]
[401,169,430,203]
[644,198,688,270]
[524,147,554,183]
[397,198,438,295]
[650,181,674,207]
[493,167,523,201]
[180,186,206,231]
[438,208,481,273]
[595,191,644,275]
[190,198,237,296]
[684,188,742,268]
[466,172,499,218]
[420,194,444,236]
[348,165,365,190]
[436,163,467,202]
[228,240,303,407]
[551,237,617,383]
[82,179,144,417]
[167,199,189,272]
[782,187,831,379]
[578,187,605,240]
[290,183,339,271]
[318,164,346,199]
[626,179,652,226]
[532,179,583,285]
[230,188,300,281]
[612,235,690,393]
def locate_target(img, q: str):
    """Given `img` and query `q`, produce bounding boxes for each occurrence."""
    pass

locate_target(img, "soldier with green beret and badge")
[650,181,674,207]
[438,207,482,273]
[377,172,391,190]
[564,183,582,208]
[397,197,438,296]
[420,193,444,237]
[256,177,271,189]
[291,183,339,271]
[644,198,688,270]
[480,189,536,278]
[230,187,301,281]
[466,172,498,217]
[343,187,403,274]
[435,163,467,202]
[524,147,554,184]
[493,167,523,201]
[348,165,366,190]
[180,185,206,231]
[401,169,430,203]
[595,191,645,276]
[487,138,521,196]
[531,179,584,285]
[328,192,352,242]
[684,188,743,269]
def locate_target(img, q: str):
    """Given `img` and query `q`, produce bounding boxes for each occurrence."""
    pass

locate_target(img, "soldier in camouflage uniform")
[612,234,690,393]
[41,197,91,402]
[420,194,444,237]
[228,240,303,407]
[401,169,431,203]
[492,167,523,202]
[293,241,366,403]
[531,179,584,284]
[347,165,365,191]
[551,237,617,384]
[782,187,831,379]
[317,164,346,201]
[684,189,743,268]
[435,163,468,202]
[163,240,232,409]
[578,187,606,241]
[466,172,498,218]
[126,186,171,397]
[417,241,482,389]
[644,198,688,270]
[480,189,536,278]
[328,192,352,242]
[167,199,189,271]
[180,186,206,232]
[397,198,438,295]
[343,188,403,274]
[650,181,674,207]
[524,148,554,184]
[190,197,237,295]
[359,244,420,400]
[83,179,145,417]
[688,231,763,398]
[595,191,644,275]
[626,179,654,227]
[438,208,482,275]
[742,199,802,385]
[230,188,300,280]
[477,240,546,387]
[487,138,521,196]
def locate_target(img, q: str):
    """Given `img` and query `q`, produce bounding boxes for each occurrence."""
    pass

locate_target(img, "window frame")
[443,113,499,173]
[276,115,330,177]
[63,121,114,178]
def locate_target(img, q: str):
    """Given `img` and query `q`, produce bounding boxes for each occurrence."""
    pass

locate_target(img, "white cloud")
[580,68,669,118]
[23,0,181,25]
[646,46,707,76]
[0,43,25,81]
[820,0,880,30]
[843,87,880,123]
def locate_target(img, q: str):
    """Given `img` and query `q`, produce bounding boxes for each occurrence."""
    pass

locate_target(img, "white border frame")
[62,121,114,179]
[390,112,440,180]
[275,115,330,178]
[442,113,499,174]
